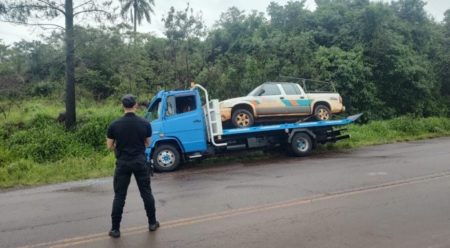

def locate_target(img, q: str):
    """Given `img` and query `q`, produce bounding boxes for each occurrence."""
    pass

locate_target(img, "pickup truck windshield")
[248,86,262,96]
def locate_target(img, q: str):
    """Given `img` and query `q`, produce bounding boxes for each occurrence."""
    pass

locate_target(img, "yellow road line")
[19,171,450,248]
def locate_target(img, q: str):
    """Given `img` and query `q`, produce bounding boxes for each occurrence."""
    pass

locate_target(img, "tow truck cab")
[145,89,209,159]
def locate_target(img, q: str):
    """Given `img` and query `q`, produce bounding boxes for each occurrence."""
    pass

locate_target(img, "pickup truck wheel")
[290,133,313,157]
[152,145,181,172]
[232,109,254,128]
[314,104,332,121]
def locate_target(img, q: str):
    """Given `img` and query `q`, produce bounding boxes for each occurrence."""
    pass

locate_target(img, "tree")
[1,0,114,128]
[436,10,450,101]
[120,0,155,36]
[313,46,378,118]
[163,4,205,85]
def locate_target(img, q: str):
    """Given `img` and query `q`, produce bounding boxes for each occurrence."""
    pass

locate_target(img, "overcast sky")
[0,0,449,45]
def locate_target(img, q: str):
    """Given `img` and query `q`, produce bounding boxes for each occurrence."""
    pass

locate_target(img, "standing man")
[106,94,159,238]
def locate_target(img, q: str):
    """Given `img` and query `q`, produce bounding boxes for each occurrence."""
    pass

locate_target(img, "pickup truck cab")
[220,82,345,128]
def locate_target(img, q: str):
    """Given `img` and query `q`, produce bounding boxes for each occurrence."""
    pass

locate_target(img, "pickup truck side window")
[260,84,281,96]
[282,83,301,95]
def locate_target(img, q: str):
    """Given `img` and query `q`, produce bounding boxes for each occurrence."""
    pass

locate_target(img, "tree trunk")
[133,0,137,36]
[65,0,76,129]
[185,39,190,84]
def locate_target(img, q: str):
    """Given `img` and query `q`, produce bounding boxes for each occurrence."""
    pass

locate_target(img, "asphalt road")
[1,138,450,248]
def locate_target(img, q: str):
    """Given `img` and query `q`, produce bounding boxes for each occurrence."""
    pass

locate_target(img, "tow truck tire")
[290,133,313,157]
[231,109,254,128]
[314,104,332,121]
[152,144,181,172]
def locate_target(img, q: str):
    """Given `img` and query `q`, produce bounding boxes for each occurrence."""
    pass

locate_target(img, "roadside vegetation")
[0,0,450,187]
[335,117,450,148]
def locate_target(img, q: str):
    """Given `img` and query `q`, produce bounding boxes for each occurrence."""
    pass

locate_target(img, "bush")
[76,112,117,150]
[30,113,56,128]
[388,116,426,135]
[29,81,60,97]
[8,126,69,163]
[0,146,15,166]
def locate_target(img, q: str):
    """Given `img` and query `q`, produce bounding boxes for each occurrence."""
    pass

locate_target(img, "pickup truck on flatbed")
[220,82,346,128]
[145,84,361,172]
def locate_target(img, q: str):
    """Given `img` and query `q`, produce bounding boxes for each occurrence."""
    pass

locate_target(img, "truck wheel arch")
[152,139,184,172]
[153,138,184,156]
[231,103,256,117]
[288,129,316,144]
[312,101,331,112]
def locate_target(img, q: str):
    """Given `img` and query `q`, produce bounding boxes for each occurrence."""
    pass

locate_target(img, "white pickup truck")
[220,82,345,128]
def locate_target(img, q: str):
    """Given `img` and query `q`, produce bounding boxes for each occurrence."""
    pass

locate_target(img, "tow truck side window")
[166,96,176,116]
[166,95,197,117]
[176,95,196,114]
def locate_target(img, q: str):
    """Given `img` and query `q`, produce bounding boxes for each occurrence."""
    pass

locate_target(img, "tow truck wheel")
[152,144,181,172]
[290,133,313,157]
[314,104,332,121]
[231,109,254,128]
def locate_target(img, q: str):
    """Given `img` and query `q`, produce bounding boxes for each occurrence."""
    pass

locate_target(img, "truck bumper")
[331,104,345,114]
[221,107,232,122]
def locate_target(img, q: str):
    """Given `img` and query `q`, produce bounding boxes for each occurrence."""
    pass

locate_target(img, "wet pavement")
[1,137,450,248]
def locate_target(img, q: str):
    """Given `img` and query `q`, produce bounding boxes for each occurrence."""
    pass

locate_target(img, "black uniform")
[107,112,156,230]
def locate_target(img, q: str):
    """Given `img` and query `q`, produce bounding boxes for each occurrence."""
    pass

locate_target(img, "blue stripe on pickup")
[281,99,312,107]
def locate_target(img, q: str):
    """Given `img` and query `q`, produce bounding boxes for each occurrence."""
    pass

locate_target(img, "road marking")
[368,172,387,176]
[19,171,450,248]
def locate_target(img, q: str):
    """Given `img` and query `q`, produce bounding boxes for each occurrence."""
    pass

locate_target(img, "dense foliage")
[1,0,449,119]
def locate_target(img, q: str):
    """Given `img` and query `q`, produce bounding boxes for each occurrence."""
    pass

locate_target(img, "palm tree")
[120,0,155,35]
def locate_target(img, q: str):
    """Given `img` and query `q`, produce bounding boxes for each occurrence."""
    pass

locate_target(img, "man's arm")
[145,137,151,147]
[106,138,116,151]
[145,122,152,148]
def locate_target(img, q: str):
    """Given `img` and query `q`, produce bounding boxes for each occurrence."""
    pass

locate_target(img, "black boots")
[149,221,160,232]
[108,229,120,238]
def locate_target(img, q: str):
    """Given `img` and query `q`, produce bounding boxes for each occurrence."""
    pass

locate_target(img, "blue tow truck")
[145,84,362,172]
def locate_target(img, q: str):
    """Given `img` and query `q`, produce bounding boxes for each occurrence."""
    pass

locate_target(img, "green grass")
[332,116,450,149]
[0,154,115,188]
[0,98,449,188]
[0,98,122,188]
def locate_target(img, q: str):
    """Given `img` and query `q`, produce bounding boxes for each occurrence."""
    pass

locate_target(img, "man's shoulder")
[110,117,123,124]
[110,114,149,126]
[109,116,126,128]
[136,116,151,126]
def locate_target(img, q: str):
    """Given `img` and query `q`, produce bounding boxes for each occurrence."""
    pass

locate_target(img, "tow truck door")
[162,92,207,153]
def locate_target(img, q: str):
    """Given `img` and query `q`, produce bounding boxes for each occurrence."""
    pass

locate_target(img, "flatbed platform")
[222,114,362,136]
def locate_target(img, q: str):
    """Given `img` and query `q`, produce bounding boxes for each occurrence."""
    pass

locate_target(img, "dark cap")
[121,94,137,108]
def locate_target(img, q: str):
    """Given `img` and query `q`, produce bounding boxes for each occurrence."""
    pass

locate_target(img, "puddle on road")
[54,181,110,194]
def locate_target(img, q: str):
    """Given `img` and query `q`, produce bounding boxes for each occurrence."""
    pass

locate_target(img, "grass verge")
[331,116,450,149]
